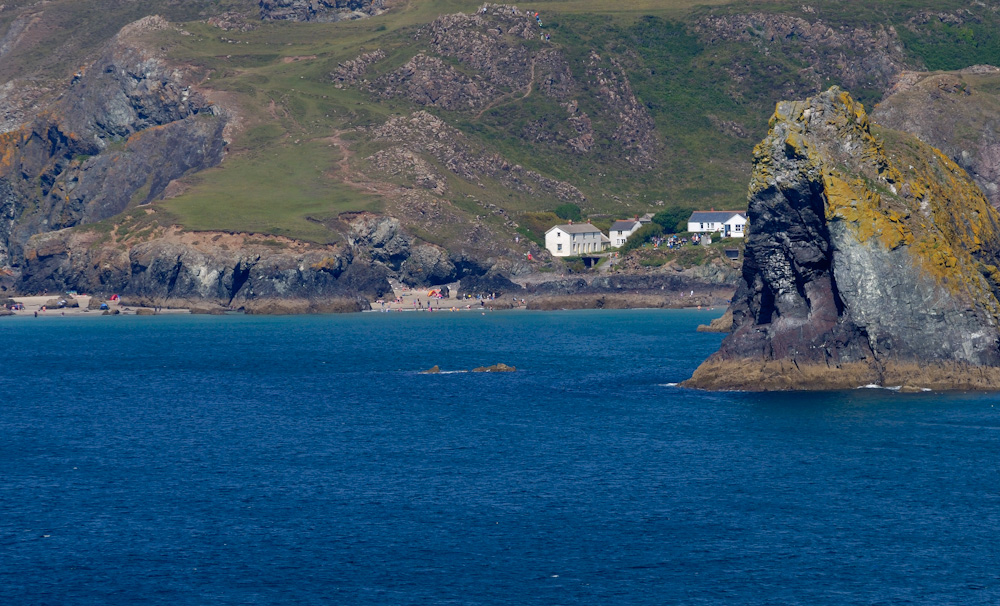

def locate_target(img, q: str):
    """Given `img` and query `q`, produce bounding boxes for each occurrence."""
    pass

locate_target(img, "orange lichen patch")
[864,130,1000,320]
[823,172,913,250]
[310,257,341,271]
[125,123,170,145]
[770,89,1000,319]
[0,129,28,172]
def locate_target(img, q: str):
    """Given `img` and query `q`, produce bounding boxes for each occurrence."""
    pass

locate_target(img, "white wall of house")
[611,221,642,247]
[545,227,607,256]
[724,215,747,238]
[545,228,567,256]
[687,214,747,238]
[687,220,718,233]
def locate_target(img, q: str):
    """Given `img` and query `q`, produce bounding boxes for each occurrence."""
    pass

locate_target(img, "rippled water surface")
[2,309,999,605]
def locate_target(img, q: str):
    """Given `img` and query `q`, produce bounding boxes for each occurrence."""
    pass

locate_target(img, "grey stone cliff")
[686,88,1000,391]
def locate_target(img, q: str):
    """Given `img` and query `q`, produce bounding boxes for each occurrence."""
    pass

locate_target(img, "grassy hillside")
[0,0,251,83]
[6,0,1000,247]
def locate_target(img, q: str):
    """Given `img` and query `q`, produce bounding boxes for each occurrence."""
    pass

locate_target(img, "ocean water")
[1,309,999,605]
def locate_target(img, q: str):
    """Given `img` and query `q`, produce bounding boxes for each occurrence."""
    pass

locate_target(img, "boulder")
[697,308,733,333]
[459,272,522,297]
[399,244,456,286]
[472,363,516,372]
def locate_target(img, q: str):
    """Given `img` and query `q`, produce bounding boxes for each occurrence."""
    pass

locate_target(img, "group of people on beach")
[374,289,528,312]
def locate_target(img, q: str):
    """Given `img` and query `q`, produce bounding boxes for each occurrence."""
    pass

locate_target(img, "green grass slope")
[6,0,1000,247]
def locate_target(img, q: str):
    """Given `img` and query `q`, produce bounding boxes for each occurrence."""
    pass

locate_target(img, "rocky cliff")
[686,88,1000,391]
[352,4,658,168]
[694,12,909,103]
[873,66,1000,208]
[259,0,384,22]
[17,226,390,313]
[0,16,226,277]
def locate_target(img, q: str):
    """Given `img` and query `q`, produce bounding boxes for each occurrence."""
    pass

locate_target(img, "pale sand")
[5,295,189,316]
[367,281,523,313]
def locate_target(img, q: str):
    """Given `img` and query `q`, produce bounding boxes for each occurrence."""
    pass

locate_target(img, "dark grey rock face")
[18,231,392,307]
[348,214,411,270]
[459,272,522,296]
[399,244,456,286]
[0,180,15,269]
[0,16,227,269]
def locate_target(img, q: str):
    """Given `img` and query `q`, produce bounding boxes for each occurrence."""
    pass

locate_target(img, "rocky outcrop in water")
[259,0,385,22]
[686,88,1000,391]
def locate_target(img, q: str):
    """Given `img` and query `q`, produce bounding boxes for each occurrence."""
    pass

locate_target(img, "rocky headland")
[686,87,1000,391]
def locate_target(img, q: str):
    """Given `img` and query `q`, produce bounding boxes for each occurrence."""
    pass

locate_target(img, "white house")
[610,219,642,247]
[545,223,608,256]
[687,211,748,238]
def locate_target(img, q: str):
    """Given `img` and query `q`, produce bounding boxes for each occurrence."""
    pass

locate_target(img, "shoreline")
[3,284,732,317]
[3,295,190,317]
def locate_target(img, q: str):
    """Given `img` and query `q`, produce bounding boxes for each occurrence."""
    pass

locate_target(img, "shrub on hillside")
[652,207,693,234]
[554,203,583,222]
[619,224,664,254]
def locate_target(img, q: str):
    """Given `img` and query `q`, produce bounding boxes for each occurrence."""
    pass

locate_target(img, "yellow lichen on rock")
[821,171,913,250]
[687,86,1000,392]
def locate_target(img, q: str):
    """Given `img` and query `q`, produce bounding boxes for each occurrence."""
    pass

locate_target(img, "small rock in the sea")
[423,365,441,374]
[472,363,516,373]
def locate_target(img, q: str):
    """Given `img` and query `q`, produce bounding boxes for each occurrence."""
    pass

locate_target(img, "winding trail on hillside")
[324,130,398,199]
[474,58,537,120]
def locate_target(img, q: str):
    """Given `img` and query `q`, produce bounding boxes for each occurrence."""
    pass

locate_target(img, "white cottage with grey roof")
[610,219,643,247]
[545,223,608,256]
[687,211,748,238]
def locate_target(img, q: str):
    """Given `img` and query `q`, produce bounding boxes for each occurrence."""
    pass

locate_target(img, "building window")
[557,243,562,251]
[700,223,705,230]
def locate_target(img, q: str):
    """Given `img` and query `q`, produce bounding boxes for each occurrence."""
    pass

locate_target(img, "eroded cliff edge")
[685,87,1000,391]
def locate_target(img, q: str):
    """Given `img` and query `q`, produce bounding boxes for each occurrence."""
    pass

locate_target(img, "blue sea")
[2,309,999,605]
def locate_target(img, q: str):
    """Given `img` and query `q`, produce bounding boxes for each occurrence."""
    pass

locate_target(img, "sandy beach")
[3,294,190,317]
[367,281,525,313]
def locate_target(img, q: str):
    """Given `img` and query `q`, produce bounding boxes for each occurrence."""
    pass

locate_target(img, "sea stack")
[685,87,1000,391]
